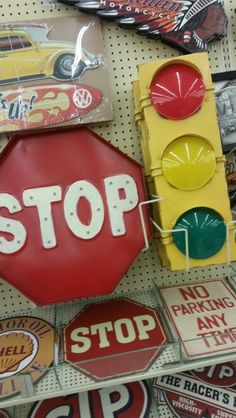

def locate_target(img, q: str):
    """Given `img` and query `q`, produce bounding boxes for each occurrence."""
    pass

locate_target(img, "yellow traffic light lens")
[162,136,216,190]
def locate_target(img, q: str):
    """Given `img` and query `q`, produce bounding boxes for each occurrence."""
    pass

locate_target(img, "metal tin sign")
[0,127,151,305]
[159,280,236,359]
[0,316,55,398]
[0,17,113,130]
[60,0,228,54]
[154,362,236,417]
[64,298,167,380]
[28,380,151,418]
[0,83,103,132]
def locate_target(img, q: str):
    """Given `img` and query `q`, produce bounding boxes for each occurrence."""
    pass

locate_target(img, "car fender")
[42,48,76,75]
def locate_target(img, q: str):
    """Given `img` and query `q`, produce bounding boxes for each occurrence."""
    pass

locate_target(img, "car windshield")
[0,35,32,51]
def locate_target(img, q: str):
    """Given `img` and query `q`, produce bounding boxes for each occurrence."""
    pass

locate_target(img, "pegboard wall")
[0,0,235,314]
[0,1,235,417]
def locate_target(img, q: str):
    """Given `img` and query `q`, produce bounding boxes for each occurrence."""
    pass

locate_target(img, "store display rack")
[1,284,236,411]
[0,0,236,416]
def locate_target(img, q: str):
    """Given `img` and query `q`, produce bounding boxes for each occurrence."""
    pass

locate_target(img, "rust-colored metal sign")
[64,298,167,380]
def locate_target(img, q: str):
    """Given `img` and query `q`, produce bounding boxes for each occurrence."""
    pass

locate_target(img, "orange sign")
[0,316,56,398]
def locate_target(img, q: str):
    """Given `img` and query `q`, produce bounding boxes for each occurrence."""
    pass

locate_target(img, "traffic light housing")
[133,53,236,270]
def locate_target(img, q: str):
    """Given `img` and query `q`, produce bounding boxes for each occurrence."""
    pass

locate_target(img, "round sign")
[28,381,151,418]
[155,363,236,418]
[0,316,56,398]
[162,136,216,190]
[191,362,236,388]
[150,63,205,119]
[64,298,167,380]
[173,207,226,259]
[73,88,93,108]
[163,389,214,418]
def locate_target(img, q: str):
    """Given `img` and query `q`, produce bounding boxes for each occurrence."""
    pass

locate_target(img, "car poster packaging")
[28,381,153,418]
[0,316,56,398]
[159,279,236,359]
[153,361,236,418]
[0,16,113,132]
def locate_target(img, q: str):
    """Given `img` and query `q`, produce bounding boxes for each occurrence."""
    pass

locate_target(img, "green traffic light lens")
[173,207,226,259]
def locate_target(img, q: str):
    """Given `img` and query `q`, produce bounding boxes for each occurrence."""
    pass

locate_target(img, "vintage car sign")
[0,83,103,132]
[159,279,236,359]
[0,316,55,398]
[64,298,167,380]
[0,128,151,305]
[154,362,236,417]
[0,18,113,130]
[28,380,151,417]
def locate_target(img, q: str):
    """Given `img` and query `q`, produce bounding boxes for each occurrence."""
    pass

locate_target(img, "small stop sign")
[64,298,167,380]
[0,128,151,305]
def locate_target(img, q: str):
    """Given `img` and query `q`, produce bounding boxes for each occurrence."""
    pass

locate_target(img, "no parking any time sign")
[159,279,236,358]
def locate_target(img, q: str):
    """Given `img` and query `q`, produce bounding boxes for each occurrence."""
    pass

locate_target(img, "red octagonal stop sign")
[64,298,167,380]
[0,128,151,305]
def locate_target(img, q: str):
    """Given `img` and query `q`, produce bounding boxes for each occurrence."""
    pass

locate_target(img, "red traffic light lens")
[150,63,206,120]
